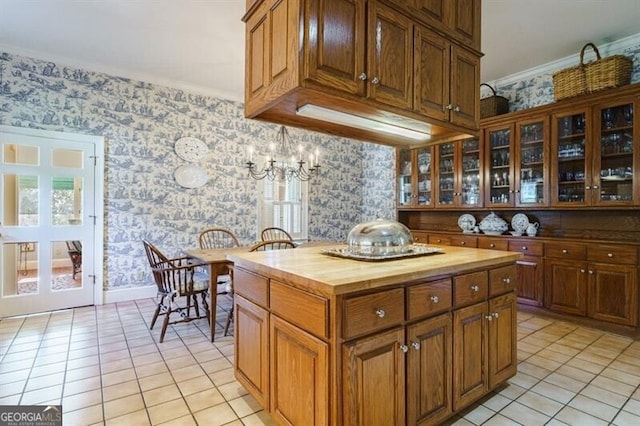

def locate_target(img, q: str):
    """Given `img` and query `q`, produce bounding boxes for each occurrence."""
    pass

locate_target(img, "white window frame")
[257,177,309,242]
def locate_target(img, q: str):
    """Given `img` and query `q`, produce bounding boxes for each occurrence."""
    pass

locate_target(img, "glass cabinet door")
[416,146,433,207]
[516,119,547,206]
[553,111,587,205]
[436,142,455,206]
[486,125,513,206]
[593,101,636,205]
[460,138,481,207]
[397,148,413,206]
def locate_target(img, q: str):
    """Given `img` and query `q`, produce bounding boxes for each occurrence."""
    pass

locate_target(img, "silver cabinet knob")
[580,269,586,273]
[470,285,479,292]
[400,344,409,353]
[375,309,385,318]
[588,270,594,275]
[411,341,420,350]
[586,185,591,190]
[522,246,528,251]
[485,315,493,321]
[359,73,367,81]
[489,243,495,248]
[454,105,461,112]
[492,312,500,319]
[460,241,466,245]
[562,249,568,254]
[371,77,380,85]
[502,277,511,284]
[430,295,439,304]
[607,253,614,258]
[593,185,599,189]
[446,104,453,110]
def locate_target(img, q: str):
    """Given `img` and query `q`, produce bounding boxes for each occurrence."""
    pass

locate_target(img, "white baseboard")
[102,285,157,304]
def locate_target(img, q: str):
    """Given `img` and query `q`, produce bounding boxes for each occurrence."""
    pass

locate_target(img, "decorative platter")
[174,164,209,188]
[175,136,209,163]
[457,214,476,233]
[320,244,444,262]
[511,213,530,234]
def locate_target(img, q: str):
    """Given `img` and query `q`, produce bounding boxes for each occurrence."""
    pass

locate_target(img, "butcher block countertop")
[228,244,521,296]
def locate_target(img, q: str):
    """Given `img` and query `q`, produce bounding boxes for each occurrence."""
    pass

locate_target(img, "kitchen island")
[228,244,521,425]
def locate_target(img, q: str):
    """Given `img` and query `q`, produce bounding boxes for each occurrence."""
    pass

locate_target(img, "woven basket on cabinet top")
[553,42,632,101]
[480,83,509,118]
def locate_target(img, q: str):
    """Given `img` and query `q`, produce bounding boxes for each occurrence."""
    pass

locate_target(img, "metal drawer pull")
[358,72,367,80]
[607,253,614,258]
[562,249,568,254]
[411,342,421,350]
[470,285,479,292]
[375,309,385,318]
[492,312,500,319]
[580,269,586,273]
[430,295,439,304]
[460,241,466,245]
[522,246,528,250]
[502,277,511,284]
[485,315,493,321]
[400,344,409,353]
[489,243,495,248]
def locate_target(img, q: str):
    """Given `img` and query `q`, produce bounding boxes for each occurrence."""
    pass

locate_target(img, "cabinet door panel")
[235,295,269,408]
[414,25,449,121]
[270,315,329,425]
[407,313,452,425]
[246,4,269,100]
[449,46,479,129]
[588,263,638,326]
[545,259,587,315]
[343,328,405,426]
[515,255,544,307]
[488,293,517,388]
[305,0,366,95]
[368,1,413,109]
[453,302,487,410]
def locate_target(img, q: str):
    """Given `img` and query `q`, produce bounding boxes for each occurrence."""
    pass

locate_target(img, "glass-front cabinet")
[551,99,637,207]
[397,146,433,208]
[551,109,588,205]
[515,118,548,206]
[592,99,637,206]
[435,138,482,208]
[484,124,514,206]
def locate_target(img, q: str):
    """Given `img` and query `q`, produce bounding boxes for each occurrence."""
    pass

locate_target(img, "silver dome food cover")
[347,219,414,255]
[321,219,444,261]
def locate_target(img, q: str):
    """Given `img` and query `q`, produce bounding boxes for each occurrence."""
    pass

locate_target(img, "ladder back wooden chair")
[143,240,209,342]
[198,228,240,336]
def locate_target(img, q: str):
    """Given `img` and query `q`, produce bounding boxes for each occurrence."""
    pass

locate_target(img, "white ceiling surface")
[0,0,639,103]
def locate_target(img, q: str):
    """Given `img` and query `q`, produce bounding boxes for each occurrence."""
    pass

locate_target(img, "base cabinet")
[588,263,637,326]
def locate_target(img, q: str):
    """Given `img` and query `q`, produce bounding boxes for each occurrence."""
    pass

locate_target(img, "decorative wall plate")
[175,137,209,163]
[174,164,209,188]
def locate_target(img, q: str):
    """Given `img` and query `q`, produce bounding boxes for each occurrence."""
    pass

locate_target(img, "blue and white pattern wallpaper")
[0,51,395,291]
[1,33,639,293]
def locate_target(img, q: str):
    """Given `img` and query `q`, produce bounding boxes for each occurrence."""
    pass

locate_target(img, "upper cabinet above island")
[242,0,482,147]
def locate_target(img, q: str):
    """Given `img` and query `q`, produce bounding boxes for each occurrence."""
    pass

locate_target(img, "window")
[258,177,308,241]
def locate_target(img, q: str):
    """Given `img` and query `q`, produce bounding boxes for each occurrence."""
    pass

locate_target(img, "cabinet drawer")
[451,235,478,248]
[453,270,488,307]
[429,235,451,245]
[234,267,268,307]
[508,239,543,256]
[407,278,452,320]
[478,238,508,251]
[489,264,517,296]
[344,288,405,339]
[412,231,429,244]
[588,245,638,265]
[270,280,329,339]
[545,242,586,260]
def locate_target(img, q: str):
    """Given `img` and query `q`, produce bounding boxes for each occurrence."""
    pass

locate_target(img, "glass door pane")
[437,143,455,206]
[397,148,413,206]
[596,103,634,204]
[518,120,546,205]
[556,112,586,204]
[461,138,481,206]
[487,128,511,204]
[416,147,432,206]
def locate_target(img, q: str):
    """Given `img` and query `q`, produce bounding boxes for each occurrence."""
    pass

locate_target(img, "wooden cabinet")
[243,0,481,147]
[508,239,544,307]
[270,315,329,425]
[234,295,270,408]
[342,328,406,425]
[514,117,549,206]
[435,138,483,208]
[397,146,433,208]
[484,123,515,206]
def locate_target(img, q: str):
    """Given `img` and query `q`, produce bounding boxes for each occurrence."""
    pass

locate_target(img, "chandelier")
[246,125,321,181]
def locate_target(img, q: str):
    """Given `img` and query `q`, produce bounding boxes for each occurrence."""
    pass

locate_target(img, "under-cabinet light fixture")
[296,104,431,142]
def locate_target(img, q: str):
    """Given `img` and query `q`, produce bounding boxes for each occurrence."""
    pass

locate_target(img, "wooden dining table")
[184,246,250,342]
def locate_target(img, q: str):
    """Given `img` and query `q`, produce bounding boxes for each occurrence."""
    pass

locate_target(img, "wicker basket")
[553,43,632,101]
[480,83,509,118]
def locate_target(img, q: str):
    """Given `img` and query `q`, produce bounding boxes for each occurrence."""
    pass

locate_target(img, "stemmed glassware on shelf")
[603,108,615,129]
[623,105,633,126]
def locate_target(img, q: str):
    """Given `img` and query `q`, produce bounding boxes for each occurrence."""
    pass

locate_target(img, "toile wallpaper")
[1,35,639,293]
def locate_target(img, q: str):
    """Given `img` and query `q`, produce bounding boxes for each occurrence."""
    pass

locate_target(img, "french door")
[0,125,103,317]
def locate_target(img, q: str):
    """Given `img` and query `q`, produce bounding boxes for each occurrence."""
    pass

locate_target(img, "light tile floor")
[2,297,640,425]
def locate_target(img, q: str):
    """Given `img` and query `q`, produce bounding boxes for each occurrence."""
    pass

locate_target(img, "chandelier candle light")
[246,125,321,181]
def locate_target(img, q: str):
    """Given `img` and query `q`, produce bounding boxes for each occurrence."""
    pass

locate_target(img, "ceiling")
[0,0,639,103]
